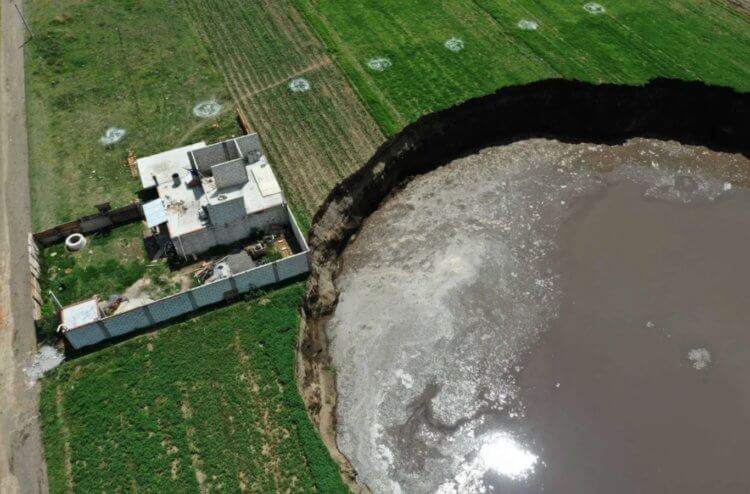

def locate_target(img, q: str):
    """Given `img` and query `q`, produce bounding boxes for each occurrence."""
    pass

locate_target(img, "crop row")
[294,0,750,136]
[181,0,384,225]
[41,284,349,493]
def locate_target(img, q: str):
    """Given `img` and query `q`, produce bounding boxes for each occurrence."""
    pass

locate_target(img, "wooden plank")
[236,107,251,135]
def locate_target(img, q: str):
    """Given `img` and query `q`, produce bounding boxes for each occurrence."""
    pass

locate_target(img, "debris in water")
[688,348,711,370]
[395,369,414,389]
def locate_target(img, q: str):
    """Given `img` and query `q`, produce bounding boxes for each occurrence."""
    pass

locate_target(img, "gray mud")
[325,138,750,493]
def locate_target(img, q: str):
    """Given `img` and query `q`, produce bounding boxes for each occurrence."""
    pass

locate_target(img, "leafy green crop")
[41,284,347,493]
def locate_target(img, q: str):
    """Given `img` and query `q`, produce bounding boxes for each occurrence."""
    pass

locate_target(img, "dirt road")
[0,1,49,492]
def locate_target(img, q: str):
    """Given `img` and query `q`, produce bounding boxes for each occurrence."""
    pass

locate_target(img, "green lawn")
[294,0,750,134]
[25,0,239,229]
[36,223,178,342]
[41,284,347,493]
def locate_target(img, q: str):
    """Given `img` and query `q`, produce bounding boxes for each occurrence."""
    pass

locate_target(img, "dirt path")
[0,1,49,492]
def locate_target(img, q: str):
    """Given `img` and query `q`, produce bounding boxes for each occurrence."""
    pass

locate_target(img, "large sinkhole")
[322,138,750,493]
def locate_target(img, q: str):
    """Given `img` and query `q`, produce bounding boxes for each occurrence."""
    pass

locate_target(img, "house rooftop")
[61,298,100,331]
[136,142,207,189]
[142,135,285,238]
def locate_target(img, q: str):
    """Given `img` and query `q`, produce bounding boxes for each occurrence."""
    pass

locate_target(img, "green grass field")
[295,0,750,134]
[25,0,239,229]
[41,284,347,493]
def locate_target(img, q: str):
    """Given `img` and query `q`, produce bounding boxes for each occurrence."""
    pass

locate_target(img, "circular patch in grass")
[367,57,392,72]
[517,19,539,30]
[99,127,126,146]
[193,100,222,118]
[583,3,606,14]
[289,78,312,93]
[444,37,465,52]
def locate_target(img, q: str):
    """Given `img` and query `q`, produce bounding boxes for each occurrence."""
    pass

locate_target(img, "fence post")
[142,305,156,326]
[97,320,112,339]
[228,275,238,293]
[186,290,199,310]
[271,261,280,283]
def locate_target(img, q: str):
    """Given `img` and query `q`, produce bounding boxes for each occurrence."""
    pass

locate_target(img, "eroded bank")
[295,79,749,491]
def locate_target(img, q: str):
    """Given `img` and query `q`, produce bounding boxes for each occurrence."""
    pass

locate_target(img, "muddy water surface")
[325,139,750,493]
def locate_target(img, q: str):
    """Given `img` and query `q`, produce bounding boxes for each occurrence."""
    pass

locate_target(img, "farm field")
[26,1,749,228]
[180,0,385,227]
[25,0,238,229]
[28,0,750,492]
[28,1,381,490]
[294,0,750,134]
[41,284,348,493]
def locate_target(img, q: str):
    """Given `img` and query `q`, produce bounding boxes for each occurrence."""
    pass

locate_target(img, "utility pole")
[13,1,34,47]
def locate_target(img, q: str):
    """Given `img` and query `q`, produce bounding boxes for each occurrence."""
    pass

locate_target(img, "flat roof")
[143,198,168,228]
[61,298,100,330]
[136,142,206,189]
[147,136,285,238]
[253,163,282,196]
[204,156,284,212]
[158,176,208,237]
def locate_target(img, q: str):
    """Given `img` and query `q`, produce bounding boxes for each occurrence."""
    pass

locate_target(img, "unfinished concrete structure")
[137,134,288,259]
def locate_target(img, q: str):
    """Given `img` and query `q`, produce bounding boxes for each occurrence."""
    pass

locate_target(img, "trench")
[296,79,750,492]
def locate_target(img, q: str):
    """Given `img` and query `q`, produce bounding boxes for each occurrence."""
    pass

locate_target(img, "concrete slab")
[137,142,206,189]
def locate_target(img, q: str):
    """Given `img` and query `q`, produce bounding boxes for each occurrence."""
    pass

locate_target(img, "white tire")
[65,233,87,252]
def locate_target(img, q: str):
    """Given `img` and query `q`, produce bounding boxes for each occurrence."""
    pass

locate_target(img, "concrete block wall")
[148,293,194,324]
[102,307,151,337]
[287,204,309,251]
[234,264,276,292]
[64,241,310,350]
[176,229,214,258]
[176,205,289,258]
[192,278,234,307]
[276,252,309,280]
[207,195,246,226]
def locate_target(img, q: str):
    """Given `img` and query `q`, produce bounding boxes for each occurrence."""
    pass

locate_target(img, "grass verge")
[41,284,347,493]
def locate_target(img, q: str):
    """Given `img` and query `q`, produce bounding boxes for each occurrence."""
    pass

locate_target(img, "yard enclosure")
[64,205,311,350]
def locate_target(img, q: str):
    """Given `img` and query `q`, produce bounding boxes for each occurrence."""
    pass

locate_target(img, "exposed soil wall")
[295,78,749,491]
